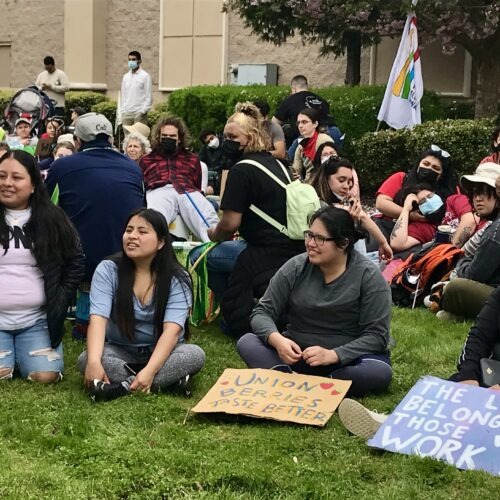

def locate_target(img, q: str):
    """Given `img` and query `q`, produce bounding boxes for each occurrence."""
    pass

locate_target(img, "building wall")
[0,0,64,89]
[227,12,372,87]
[106,0,161,101]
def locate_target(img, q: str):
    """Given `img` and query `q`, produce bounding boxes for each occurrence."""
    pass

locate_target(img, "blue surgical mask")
[128,60,138,70]
[419,193,443,215]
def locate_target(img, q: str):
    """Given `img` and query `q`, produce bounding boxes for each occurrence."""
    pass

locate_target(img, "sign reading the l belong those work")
[191,368,351,427]
[368,376,500,476]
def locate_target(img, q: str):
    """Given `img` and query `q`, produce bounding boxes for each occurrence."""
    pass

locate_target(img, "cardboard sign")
[191,368,351,427]
[35,137,54,158]
[369,376,500,476]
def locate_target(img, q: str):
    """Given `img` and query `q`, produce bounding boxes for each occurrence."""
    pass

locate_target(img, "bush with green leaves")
[65,91,109,123]
[162,84,447,151]
[91,100,118,128]
[352,119,494,191]
[0,89,15,122]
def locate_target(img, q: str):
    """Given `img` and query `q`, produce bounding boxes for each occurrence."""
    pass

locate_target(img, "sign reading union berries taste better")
[369,376,500,476]
[191,368,351,427]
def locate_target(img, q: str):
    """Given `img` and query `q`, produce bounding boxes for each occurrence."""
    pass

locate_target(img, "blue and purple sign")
[369,376,500,476]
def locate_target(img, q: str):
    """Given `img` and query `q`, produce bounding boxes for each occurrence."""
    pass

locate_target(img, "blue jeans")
[190,240,247,297]
[0,319,64,379]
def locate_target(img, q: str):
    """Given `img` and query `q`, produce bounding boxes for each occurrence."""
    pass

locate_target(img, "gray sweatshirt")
[250,251,392,364]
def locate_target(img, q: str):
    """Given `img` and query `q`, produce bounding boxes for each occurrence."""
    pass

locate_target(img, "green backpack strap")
[239,159,290,236]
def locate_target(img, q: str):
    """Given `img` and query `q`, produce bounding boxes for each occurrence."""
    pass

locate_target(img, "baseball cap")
[15,117,31,127]
[70,106,86,116]
[123,122,150,139]
[74,113,113,142]
[461,162,500,192]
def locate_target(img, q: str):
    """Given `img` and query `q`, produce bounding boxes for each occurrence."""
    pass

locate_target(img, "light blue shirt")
[90,260,192,346]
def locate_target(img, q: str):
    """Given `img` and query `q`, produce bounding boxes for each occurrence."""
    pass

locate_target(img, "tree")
[224,1,404,86]
[225,0,500,118]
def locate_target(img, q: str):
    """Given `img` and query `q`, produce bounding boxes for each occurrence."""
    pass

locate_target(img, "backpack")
[240,159,321,240]
[390,243,463,308]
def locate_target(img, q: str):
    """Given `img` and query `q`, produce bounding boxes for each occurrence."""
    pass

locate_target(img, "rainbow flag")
[377,2,423,129]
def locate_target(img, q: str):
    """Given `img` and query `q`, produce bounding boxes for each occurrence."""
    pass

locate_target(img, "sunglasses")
[430,144,450,159]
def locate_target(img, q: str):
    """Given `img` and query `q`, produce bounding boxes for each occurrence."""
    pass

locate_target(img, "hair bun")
[234,102,262,121]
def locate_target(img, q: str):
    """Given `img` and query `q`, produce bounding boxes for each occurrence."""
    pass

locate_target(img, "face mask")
[159,137,177,156]
[493,144,500,153]
[321,155,332,165]
[417,166,440,185]
[332,191,346,203]
[128,60,138,70]
[419,193,444,216]
[208,137,219,149]
[222,139,242,161]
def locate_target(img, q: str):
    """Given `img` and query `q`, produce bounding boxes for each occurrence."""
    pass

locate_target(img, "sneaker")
[436,310,462,322]
[169,374,192,397]
[338,398,388,439]
[423,295,433,308]
[89,379,130,402]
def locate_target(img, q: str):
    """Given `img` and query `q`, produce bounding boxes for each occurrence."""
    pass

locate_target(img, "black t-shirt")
[274,91,330,127]
[221,151,302,248]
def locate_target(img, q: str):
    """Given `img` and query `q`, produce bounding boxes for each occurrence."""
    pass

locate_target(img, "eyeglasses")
[303,230,334,246]
[430,144,450,158]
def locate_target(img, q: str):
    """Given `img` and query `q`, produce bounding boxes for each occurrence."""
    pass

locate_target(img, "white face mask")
[321,155,331,165]
[208,137,220,149]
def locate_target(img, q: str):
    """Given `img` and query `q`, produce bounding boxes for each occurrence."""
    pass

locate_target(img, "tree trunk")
[344,31,362,86]
[474,53,500,119]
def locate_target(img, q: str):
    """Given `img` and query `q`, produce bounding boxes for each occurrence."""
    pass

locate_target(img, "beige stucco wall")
[227,12,371,87]
[0,0,64,89]
[106,0,161,103]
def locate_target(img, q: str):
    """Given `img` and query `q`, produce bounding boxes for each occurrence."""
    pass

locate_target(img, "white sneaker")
[436,310,462,322]
[423,295,433,308]
[338,398,388,439]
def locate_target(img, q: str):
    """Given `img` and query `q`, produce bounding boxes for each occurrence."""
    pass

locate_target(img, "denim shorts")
[0,319,64,379]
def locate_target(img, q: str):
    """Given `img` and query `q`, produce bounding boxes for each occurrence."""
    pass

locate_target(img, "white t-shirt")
[35,68,69,108]
[0,208,46,330]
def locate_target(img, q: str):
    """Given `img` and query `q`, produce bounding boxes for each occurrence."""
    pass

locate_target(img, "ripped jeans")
[0,319,63,379]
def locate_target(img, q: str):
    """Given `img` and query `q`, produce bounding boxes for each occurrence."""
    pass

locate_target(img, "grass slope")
[0,308,497,499]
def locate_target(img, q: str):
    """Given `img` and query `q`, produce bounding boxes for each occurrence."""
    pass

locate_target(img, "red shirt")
[376,171,405,198]
[139,149,202,194]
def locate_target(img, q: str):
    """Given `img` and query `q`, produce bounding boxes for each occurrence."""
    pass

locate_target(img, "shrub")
[352,118,494,191]
[91,100,118,128]
[65,91,109,123]
[147,101,170,129]
[164,84,446,150]
[0,90,15,124]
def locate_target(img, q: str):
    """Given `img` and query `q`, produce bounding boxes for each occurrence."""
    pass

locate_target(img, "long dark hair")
[394,148,458,206]
[112,208,192,341]
[313,141,338,170]
[309,206,365,255]
[0,150,80,266]
[311,157,354,206]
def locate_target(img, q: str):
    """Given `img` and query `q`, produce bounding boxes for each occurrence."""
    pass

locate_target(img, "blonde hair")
[226,102,272,153]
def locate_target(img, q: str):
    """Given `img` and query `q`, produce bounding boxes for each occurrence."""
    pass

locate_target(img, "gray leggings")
[78,342,205,391]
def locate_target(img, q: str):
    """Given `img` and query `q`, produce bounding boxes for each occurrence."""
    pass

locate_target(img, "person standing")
[35,56,69,117]
[120,51,152,126]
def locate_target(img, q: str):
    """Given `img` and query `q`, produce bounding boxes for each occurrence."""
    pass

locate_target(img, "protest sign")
[191,368,351,427]
[369,376,500,476]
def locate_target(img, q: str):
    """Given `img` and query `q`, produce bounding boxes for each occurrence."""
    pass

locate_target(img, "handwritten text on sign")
[369,376,500,476]
[191,368,351,427]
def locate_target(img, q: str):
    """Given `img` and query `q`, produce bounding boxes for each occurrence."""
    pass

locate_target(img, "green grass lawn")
[1,308,498,499]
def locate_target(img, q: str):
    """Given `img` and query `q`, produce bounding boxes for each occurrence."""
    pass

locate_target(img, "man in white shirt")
[35,56,69,117]
[120,51,152,126]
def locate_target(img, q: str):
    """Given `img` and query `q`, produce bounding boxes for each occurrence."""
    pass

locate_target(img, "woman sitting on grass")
[0,150,84,383]
[79,208,205,401]
[311,156,393,262]
[370,146,458,251]
[237,206,393,397]
[338,286,500,440]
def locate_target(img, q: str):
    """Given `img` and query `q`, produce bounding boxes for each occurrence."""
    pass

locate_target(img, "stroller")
[2,85,56,137]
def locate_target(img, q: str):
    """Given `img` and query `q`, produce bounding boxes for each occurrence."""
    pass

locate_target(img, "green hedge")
[91,100,118,128]
[351,119,494,191]
[163,84,447,150]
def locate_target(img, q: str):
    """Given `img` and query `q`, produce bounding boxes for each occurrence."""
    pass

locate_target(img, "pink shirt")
[0,208,46,330]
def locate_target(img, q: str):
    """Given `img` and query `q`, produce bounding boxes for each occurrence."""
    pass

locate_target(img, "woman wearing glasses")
[311,156,393,261]
[237,206,393,397]
[369,146,459,251]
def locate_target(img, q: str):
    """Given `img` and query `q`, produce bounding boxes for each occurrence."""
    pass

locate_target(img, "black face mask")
[417,166,439,185]
[222,139,242,161]
[160,137,177,156]
[493,144,500,153]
